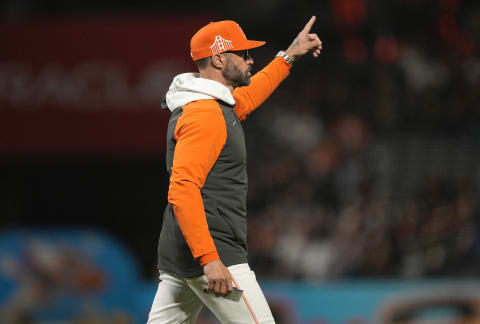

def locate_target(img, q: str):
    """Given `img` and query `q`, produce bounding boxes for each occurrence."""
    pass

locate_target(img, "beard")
[222,58,252,89]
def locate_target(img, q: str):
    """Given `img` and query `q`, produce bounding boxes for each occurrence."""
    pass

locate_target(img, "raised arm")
[233,57,291,121]
[233,15,323,121]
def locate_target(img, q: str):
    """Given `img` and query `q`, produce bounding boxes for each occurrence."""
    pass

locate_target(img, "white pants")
[147,263,275,324]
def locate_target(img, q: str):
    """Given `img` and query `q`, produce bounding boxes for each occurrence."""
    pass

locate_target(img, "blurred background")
[1,0,480,323]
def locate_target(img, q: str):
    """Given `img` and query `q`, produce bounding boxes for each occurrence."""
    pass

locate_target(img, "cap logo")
[209,35,234,55]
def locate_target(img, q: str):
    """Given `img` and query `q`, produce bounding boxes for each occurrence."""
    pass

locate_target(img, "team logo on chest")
[210,35,234,55]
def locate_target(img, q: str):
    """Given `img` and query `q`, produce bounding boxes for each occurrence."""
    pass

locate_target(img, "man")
[148,17,322,324]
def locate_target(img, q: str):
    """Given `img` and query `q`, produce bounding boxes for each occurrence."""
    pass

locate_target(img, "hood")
[164,73,236,111]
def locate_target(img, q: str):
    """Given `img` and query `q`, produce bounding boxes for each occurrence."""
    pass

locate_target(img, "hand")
[285,16,323,61]
[203,259,233,296]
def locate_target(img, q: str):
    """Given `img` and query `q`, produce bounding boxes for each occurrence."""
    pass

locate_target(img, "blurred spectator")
[1,0,480,282]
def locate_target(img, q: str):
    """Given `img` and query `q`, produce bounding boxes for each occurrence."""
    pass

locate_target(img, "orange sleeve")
[168,100,227,266]
[233,56,292,121]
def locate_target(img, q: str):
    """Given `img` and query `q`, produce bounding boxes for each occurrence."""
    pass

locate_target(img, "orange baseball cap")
[190,20,266,61]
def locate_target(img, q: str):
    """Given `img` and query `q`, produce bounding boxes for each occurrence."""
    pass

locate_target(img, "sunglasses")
[224,49,251,60]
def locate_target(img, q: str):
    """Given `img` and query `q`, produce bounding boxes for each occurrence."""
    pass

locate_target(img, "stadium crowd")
[242,0,480,280]
[1,0,479,281]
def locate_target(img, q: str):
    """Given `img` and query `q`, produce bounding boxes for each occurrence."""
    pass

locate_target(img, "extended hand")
[203,259,233,296]
[285,16,323,61]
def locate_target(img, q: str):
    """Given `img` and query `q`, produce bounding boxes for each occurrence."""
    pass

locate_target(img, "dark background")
[1,0,480,281]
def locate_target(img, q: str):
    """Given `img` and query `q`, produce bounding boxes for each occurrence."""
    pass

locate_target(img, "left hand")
[203,259,233,297]
[285,16,323,61]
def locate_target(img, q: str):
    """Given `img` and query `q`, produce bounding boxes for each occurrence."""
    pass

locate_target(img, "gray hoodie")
[158,73,249,278]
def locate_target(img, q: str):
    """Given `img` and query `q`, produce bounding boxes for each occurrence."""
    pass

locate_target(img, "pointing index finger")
[302,16,316,33]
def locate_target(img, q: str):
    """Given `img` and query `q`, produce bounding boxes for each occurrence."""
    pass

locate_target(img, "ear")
[211,53,227,70]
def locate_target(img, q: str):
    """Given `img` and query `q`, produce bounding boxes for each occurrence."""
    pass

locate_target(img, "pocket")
[216,207,240,243]
[202,196,241,244]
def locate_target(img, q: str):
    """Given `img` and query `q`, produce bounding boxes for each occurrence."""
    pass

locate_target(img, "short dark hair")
[195,57,210,70]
